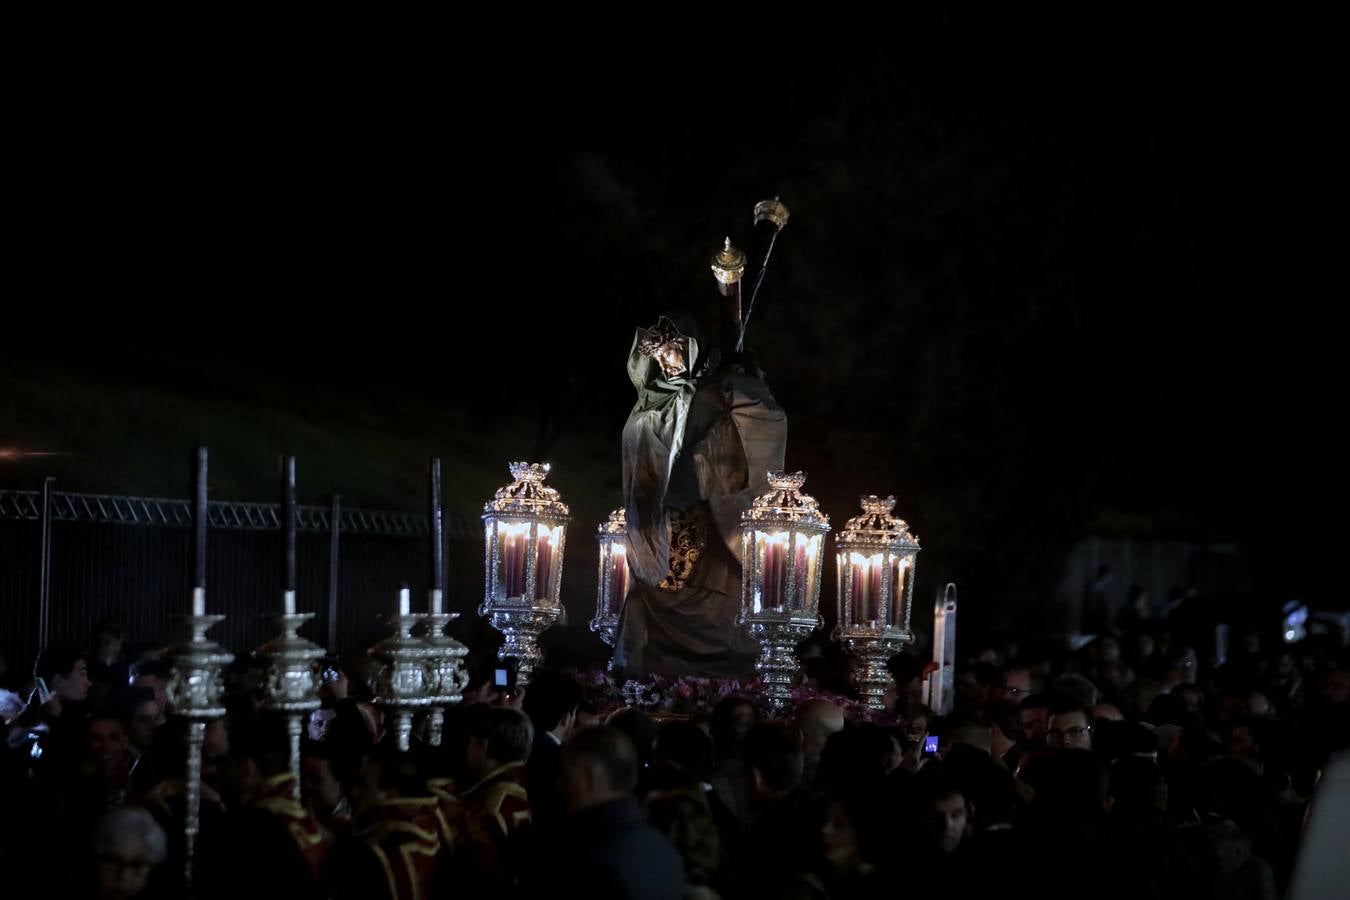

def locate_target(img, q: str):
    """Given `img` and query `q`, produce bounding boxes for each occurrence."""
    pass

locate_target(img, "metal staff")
[164,447,234,886]
[255,455,322,800]
[423,457,468,745]
[737,197,790,352]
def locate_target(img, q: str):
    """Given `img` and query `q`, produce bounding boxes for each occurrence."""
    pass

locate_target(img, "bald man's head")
[793,698,845,757]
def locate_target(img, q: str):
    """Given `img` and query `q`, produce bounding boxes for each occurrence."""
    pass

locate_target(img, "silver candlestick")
[164,590,234,885]
[254,594,323,798]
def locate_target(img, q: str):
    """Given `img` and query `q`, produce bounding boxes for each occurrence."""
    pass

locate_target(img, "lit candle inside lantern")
[760,531,789,610]
[868,554,883,622]
[847,552,884,625]
[534,525,560,602]
[398,585,411,617]
[790,533,821,613]
[608,543,629,614]
[893,558,910,627]
[849,552,867,625]
[500,522,529,599]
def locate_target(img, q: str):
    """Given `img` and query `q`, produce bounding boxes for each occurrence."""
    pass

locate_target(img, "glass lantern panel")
[534,523,564,603]
[792,533,823,614]
[892,557,910,628]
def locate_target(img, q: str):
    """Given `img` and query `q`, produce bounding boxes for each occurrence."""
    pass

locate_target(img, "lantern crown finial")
[767,471,807,492]
[509,461,550,483]
[599,507,627,535]
[860,495,896,516]
[742,470,829,529]
[838,494,919,550]
[485,461,570,518]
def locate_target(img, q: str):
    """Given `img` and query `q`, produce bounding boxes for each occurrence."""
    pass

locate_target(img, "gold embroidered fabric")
[658,504,709,591]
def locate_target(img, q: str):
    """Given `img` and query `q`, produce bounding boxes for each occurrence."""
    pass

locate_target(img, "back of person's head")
[743,721,803,795]
[35,646,84,684]
[606,706,659,765]
[983,701,1025,745]
[129,658,172,682]
[367,738,430,797]
[564,724,640,794]
[942,715,993,754]
[711,696,759,758]
[231,716,293,777]
[641,761,705,800]
[792,697,845,756]
[91,619,125,642]
[970,661,1002,690]
[469,707,533,764]
[654,720,714,782]
[815,723,894,795]
[958,755,1018,827]
[522,670,583,734]
[1050,674,1100,709]
[326,698,377,787]
[1109,756,1167,818]
[1196,755,1265,825]
[1144,691,1189,727]
[1032,749,1110,829]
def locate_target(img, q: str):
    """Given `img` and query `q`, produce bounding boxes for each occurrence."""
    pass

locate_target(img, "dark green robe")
[614,316,785,678]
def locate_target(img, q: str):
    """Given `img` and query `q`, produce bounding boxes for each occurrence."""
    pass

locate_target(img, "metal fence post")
[327,494,341,654]
[38,477,55,650]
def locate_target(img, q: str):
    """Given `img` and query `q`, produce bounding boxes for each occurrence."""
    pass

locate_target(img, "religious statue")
[614,200,792,678]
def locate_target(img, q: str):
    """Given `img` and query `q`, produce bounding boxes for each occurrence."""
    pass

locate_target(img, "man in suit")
[547,725,685,900]
[521,670,582,833]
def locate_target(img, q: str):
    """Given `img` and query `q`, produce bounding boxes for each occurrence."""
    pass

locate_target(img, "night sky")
[4,24,1345,629]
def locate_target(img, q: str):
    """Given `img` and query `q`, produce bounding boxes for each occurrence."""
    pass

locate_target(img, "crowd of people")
[2,613,1348,899]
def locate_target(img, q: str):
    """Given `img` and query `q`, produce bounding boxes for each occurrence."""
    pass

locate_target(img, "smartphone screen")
[924,734,940,755]
[494,668,509,688]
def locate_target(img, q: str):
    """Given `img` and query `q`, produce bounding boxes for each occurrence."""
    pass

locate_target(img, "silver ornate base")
[256,611,324,796]
[843,632,905,711]
[489,605,560,687]
[747,618,817,712]
[367,613,440,751]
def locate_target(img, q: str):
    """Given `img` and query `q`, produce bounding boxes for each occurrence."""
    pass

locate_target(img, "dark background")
[3,22,1345,642]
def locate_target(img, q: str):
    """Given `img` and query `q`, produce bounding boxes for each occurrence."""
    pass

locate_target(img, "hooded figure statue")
[614,303,788,677]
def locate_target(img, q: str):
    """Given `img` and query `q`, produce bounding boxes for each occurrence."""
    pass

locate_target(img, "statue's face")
[654,338,687,379]
[641,331,688,380]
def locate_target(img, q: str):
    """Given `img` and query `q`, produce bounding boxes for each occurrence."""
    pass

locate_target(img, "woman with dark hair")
[779,794,883,900]
[644,781,724,900]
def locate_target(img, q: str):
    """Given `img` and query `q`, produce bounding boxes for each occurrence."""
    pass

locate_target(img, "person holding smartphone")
[19,647,93,768]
